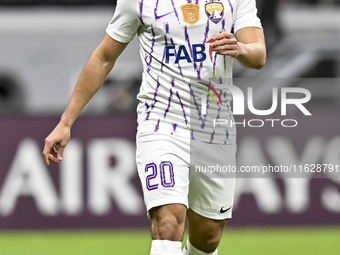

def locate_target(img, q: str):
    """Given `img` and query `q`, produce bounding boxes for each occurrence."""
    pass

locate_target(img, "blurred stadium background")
[0,0,340,254]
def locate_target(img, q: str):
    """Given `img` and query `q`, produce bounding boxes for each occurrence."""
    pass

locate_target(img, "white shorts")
[136,132,236,220]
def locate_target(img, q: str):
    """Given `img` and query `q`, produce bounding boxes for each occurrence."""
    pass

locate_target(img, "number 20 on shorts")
[145,161,175,191]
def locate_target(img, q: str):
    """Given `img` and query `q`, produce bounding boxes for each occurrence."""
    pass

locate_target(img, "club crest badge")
[205,0,224,24]
[180,3,200,26]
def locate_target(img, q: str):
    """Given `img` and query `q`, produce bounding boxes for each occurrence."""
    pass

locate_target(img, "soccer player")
[43,0,266,254]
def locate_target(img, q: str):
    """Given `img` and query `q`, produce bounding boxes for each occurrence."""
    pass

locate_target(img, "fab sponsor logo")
[164,38,216,64]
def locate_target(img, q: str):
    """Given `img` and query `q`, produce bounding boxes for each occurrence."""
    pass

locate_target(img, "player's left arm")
[211,27,266,70]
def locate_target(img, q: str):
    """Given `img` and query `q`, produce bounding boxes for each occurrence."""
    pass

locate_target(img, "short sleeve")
[234,0,262,33]
[106,0,141,43]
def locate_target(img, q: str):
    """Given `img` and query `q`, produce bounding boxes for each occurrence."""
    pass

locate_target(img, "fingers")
[42,124,71,167]
[43,152,50,166]
[57,143,66,162]
[43,138,51,166]
[212,32,234,41]
[43,138,66,166]
[210,32,239,57]
[43,145,63,166]
[51,146,58,156]
[48,153,59,165]
[43,139,56,166]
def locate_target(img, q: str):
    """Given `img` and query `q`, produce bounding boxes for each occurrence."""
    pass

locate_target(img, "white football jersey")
[106,0,262,144]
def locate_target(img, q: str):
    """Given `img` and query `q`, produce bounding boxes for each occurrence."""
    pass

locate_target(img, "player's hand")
[42,123,71,166]
[210,32,240,58]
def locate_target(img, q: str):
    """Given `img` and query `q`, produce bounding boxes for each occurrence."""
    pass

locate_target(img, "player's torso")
[136,0,237,144]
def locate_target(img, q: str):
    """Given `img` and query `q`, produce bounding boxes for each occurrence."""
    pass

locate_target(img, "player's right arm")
[43,34,128,166]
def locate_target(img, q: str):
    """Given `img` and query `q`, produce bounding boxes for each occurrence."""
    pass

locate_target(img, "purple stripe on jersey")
[225,100,233,125]
[161,23,172,73]
[204,79,213,120]
[184,26,198,73]
[161,23,170,73]
[146,24,156,73]
[191,130,195,140]
[211,86,223,143]
[223,90,233,121]
[222,90,231,115]
[165,22,170,37]
[196,66,201,80]
[227,0,234,16]
[205,86,210,117]
[228,107,233,124]
[145,101,150,113]
[221,19,227,75]
[222,19,226,32]
[216,89,223,119]
[190,83,207,129]
[170,0,180,23]
[205,88,211,116]
[203,20,210,48]
[145,77,161,120]
[214,90,223,131]
[210,129,215,143]
[171,122,177,135]
[165,22,170,38]
[161,35,167,73]
[184,27,194,62]
[221,19,226,43]
[164,78,175,118]
[176,91,188,126]
[154,119,160,132]
[145,106,151,120]
[211,20,226,75]
[213,51,218,75]
[225,130,229,144]
[224,55,227,76]
[153,77,161,102]
[164,23,184,78]
[189,84,202,121]
[224,90,227,99]
[197,20,210,79]
[138,0,145,25]
[173,43,184,79]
